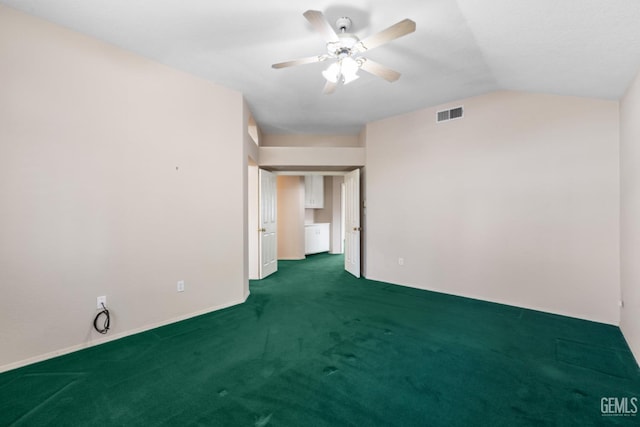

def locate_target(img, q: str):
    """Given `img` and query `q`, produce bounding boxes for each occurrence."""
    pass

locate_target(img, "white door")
[344,169,360,277]
[259,169,277,278]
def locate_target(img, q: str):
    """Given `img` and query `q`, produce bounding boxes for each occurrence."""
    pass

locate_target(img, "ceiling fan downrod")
[336,17,352,33]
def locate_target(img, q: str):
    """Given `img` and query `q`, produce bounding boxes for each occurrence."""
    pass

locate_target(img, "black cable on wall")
[93,303,110,334]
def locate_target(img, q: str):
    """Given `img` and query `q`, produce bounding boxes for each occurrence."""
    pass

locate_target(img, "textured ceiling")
[2,0,640,135]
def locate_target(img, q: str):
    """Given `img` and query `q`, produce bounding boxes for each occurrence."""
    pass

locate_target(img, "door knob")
[259,228,266,232]
[353,227,362,231]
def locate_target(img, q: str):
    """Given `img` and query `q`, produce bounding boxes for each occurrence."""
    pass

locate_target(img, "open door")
[259,169,277,278]
[344,168,360,277]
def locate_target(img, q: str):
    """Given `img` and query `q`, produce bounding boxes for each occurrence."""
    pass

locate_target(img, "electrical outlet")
[97,295,107,309]
[398,258,404,266]
[177,280,185,292]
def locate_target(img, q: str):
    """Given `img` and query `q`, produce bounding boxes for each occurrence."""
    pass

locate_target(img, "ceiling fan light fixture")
[343,72,360,84]
[322,62,341,83]
[341,57,360,84]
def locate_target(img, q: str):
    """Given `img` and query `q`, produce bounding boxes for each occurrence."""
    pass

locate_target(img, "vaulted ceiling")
[3,0,640,134]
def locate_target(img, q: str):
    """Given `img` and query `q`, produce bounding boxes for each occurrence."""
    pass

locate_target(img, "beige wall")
[305,208,315,224]
[365,91,620,324]
[258,147,365,169]
[243,100,259,294]
[262,134,362,147]
[0,6,247,371]
[259,134,365,171]
[620,69,640,362]
[276,176,305,260]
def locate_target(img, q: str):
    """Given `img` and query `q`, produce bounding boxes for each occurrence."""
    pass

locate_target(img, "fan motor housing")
[336,17,352,32]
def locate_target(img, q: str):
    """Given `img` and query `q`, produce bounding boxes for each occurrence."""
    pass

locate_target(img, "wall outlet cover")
[97,295,107,309]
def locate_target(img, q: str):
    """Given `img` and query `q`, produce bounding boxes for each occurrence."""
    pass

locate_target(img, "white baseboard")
[0,296,248,374]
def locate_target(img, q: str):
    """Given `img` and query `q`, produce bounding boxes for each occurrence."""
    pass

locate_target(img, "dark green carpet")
[1,254,639,426]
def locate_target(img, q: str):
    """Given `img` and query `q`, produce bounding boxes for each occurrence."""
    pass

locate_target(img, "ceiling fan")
[272,10,416,94]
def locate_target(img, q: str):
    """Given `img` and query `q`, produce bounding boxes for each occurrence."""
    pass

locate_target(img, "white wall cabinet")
[304,175,324,208]
[305,223,330,255]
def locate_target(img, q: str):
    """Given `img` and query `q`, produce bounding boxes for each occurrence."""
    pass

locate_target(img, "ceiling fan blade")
[272,55,326,69]
[303,10,340,43]
[323,80,338,95]
[359,58,401,82]
[357,19,416,51]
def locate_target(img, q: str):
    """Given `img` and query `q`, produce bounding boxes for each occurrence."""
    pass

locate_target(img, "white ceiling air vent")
[436,106,464,123]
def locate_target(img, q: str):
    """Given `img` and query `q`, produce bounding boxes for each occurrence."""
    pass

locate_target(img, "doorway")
[249,168,363,280]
